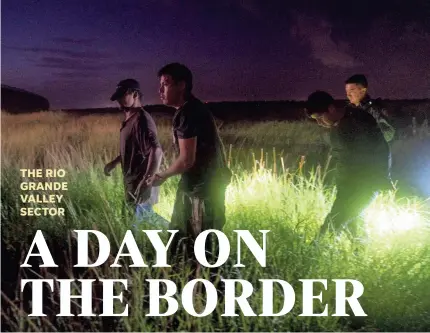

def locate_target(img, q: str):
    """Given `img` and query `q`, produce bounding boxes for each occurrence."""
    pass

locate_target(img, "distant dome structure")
[1,85,50,113]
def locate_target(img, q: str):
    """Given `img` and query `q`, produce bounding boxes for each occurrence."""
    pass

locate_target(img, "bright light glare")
[364,204,423,236]
[245,170,274,194]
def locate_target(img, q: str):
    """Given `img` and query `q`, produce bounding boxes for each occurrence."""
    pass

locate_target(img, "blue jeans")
[134,202,170,229]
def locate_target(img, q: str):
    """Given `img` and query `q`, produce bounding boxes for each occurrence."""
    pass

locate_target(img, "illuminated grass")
[1,111,430,331]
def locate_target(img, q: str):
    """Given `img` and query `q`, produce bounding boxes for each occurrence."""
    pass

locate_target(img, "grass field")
[1,111,430,332]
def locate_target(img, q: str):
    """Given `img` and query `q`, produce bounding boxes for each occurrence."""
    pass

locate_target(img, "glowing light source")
[364,204,423,236]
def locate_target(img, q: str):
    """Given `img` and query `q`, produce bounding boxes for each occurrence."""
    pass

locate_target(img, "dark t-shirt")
[120,108,161,199]
[172,96,229,195]
[329,110,389,188]
[347,95,395,143]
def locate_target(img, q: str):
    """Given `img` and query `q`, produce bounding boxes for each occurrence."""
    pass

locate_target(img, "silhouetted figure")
[345,74,395,179]
[306,91,392,238]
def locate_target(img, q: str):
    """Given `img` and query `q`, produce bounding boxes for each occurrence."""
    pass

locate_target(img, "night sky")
[2,0,430,109]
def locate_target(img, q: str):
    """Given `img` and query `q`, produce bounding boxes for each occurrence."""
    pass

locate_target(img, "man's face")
[159,74,184,106]
[345,83,367,105]
[117,90,136,108]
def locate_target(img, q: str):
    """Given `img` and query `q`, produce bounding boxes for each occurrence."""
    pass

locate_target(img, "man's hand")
[104,161,116,176]
[134,180,152,204]
[146,173,167,187]
[104,156,121,176]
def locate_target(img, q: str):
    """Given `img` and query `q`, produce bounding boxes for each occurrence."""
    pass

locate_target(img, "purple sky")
[2,0,430,109]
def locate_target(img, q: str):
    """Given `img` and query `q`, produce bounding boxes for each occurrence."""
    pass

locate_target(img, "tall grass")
[1,111,430,332]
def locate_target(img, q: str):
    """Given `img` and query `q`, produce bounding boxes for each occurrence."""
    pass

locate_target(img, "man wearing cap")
[104,79,166,226]
[305,91,391,239]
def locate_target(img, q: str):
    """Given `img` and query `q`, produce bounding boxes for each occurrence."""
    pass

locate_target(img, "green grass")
[2,111,430,331]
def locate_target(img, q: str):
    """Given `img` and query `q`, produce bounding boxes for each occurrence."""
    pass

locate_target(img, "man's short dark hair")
[158,63,193,93]
[345,74,368,88]
[306,91,335,115]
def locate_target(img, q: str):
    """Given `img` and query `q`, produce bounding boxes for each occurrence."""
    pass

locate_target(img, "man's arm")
[135,145,163,201]
[378,119,395,143]
[134,113,164,200]
[148,107,198,186]
[158,137,197,179]
[111,155,121,164]
[104,155,121,176]
[136,112,163,178]
[367,103,396,143]
[144,147,163,179]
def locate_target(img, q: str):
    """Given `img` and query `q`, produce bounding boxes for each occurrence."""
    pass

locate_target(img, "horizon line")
[58,97,430,111]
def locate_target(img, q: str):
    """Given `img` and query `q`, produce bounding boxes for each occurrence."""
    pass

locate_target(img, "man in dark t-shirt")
[171,96,228,197]
[147,63,232,262]
[104,79,167,227]
[305,91,392,239]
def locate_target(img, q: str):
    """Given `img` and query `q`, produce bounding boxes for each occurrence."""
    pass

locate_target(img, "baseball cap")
[110,79,141,101]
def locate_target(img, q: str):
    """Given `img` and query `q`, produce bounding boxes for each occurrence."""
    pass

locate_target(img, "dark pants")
[168,184,227,281]
[318,180,380,238]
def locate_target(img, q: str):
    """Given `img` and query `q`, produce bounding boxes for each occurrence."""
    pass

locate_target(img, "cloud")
[355,18,430,98]
[290,12,361,69]
[113,61,147,71]
[54,72,96,79]
[236,0,261,18]
[5,46,110,59]
[36,57,105,71]
[37,59,149,80]
[142,0,176,8]
[52,37,97,46]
